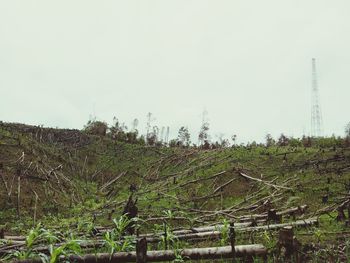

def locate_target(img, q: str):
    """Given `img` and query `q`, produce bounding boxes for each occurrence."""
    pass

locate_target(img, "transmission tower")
[311,58,323,137]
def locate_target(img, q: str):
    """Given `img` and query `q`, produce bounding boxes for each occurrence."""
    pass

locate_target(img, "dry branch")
[176,171,227,188]
[99,172,126,192]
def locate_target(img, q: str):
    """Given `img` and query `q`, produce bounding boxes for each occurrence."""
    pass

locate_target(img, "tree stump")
[347,202,350,226]
[229,222,236,262]
[122,195,138,235]
[136,237,147,263]
[278,226,301,262]
[0,228,4,239]
[322,195,328,204]
[336,206,346,222]
[268,209,282,223]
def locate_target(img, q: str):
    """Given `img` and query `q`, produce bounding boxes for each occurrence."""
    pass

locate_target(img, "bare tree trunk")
[15,244,267,263]
[146,218,318,243]
[33,191,38,225]
[17,174,21,219]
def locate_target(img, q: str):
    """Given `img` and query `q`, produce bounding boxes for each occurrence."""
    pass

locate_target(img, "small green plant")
[217,218,230,246]
[103,231,135,255]
[313,229,325,243]
[160,223,178,250]
[112,215,137,236]
[7,223,55,260]
[163,209,174,219]
[41,229,60,245]
[40,238,81,263]
[103,215,137,257]
[173,249,185,262]
[261,230,277,249]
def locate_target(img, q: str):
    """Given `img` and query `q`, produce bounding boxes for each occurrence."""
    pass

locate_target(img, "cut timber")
[97,218,255,235]
[3,218,317,252]
[15,244,267,263]
[100,172,126,192]
[239,172,292,190]
[146,218,318,243]
[3,235,25,241]
[176,171,227,188]
[230,217,317,233]
[238,205,308,222]
[140,222,252,238]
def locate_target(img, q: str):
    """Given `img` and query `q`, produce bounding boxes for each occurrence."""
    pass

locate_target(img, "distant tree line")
[83,116,350,149]
[262,133,350,148]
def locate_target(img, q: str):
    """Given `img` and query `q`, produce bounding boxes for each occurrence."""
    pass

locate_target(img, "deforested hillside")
[1,122,350,262]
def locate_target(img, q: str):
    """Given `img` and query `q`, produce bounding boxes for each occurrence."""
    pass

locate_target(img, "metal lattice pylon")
[311,58,323,137]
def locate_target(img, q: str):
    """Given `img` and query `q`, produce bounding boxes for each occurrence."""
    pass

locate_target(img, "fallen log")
[3,235,25,241]
[147,217,318,243]
[99,172,126,192]
[15,244,267,263]
[238,205,308,222]
[139,221,253,238]
[94,220,254,238]
[2,217,317,254]
[175,171,227,188]
[238,172,292,190]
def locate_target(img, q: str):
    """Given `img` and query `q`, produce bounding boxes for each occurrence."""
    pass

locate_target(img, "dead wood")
[238,172,292,190]
[15,244,267,263]
[176,171,227,188]
[145,218,318,243]
[99,172,126,192]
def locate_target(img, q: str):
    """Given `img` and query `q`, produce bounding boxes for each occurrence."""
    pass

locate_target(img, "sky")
[0,1,349,143]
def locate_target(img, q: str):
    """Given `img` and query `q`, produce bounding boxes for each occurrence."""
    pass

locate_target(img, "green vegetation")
[1,121,350,262]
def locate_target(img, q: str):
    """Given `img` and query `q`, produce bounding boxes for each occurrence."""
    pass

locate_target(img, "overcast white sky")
[0,1,349,143]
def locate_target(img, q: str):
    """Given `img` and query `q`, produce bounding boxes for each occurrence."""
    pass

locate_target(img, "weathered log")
[2,218,317,255]
[15,244,267,263]
[238,205,308,222]
[176,171,227,188]
[100,172,126,192]
[238,172,292,190]
[139,221,253,238]
[3,235,25,241]
[146,218,318,243]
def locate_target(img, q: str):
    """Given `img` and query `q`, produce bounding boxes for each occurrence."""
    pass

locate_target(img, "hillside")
[1,122,350,262]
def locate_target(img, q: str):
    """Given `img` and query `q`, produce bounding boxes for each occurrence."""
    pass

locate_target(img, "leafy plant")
[103,215,137,257]
[112,215,137,237]
[40,238,81,263]
[8,223,53,260]
[217,218,230,246]
[313,229,325,243]
[163,209,175,219]
[261,231,277,249]
[173,249,185,262]
[41,229,60,245]
[103,231,135,256]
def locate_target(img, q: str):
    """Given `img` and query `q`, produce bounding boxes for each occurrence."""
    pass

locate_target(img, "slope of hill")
[1,122,350,262]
